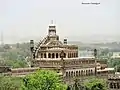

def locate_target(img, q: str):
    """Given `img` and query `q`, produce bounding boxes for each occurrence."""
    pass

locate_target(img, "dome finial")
[51,20,53,24]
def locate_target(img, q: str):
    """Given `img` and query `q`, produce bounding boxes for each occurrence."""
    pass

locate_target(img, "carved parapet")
[33,58,96,68]
[108,74,120,80]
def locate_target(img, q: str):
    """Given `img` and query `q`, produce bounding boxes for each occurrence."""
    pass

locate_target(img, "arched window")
[48,53,51,58]
[71,53,73,58]
[114,83,116,89]
[56,53,58,58]
[117,83,120,89]
[74,53,76,57]
[66,72,68,77]
[64,53,66,58]
[76,53,78,57]
[76,71,78,77]
[91,70,93,75]
[89,70,91,75]
[79,71,81,76]
[41,53,43,58]
[86,70,88,75]
[81,70,83,76]
[52,53,55,58]
[84,70,86,75]
[74,72,75,76]
[44,53,46,58]
[69,71,71,77]
[71,71,73,77]
[110,83,113,88]
[72,53,74,58]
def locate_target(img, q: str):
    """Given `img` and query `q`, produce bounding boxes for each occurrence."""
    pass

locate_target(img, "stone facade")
[34,24,78,60]
[108,74,120,90]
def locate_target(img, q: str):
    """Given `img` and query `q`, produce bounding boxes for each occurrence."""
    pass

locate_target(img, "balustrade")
[65,68,95,77]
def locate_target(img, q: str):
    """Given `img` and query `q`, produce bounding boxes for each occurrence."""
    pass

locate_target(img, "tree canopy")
[84,78,107,90]
[0,44,29,68]
[0,75,22,90]
[21,70,67,90]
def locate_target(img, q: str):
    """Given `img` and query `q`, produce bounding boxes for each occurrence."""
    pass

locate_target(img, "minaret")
[51,20,53,24]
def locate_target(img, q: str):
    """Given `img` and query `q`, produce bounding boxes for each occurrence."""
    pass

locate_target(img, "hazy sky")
[0,0,119,43]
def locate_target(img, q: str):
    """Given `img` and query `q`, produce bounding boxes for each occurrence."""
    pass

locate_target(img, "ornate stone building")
[28,22,109,83]
[1,22,113,85]
[33,23,78,60]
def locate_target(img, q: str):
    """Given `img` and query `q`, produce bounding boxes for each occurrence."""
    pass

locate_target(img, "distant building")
[78,50,94,58]
[111,52,120,59]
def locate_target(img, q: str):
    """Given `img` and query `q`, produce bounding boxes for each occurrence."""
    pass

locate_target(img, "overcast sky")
[0,0,119,43]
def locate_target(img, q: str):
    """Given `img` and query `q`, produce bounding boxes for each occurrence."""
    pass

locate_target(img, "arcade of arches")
[109,82,120,89]
[65,68,94,77]
[38,52,78,58]
[108,76,120,90]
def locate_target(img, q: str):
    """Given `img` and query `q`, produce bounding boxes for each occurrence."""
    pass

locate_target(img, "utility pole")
[60,50,65,75]
[94,49,97,76]
[30,40,35,67]
[60,50,65,82]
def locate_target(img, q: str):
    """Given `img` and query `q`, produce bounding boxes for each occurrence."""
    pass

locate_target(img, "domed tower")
[32,21,78,66]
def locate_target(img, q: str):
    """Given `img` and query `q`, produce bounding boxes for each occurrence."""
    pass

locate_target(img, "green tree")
[21,70,67,90]
[68,78,87,90]
[84,78,107,90]
[1,48,28,68]
[0,76,22,90]
[108,59,120,70]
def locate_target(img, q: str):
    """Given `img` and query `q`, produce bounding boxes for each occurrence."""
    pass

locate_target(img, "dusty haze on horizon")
[0,0,119,44]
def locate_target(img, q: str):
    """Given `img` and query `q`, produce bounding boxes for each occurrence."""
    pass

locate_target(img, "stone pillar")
[38,53,41,58]
[113,83,115,89]
[115,83,117,89]
[109,82,113,89]
[69,72,70,77]
[86,70,87,76]
[74,71,76,77]
[50,53,52,58]
[79,71,80,76]
[46,52,48,58]
[66,53,68,58]
[117,82,120,89]
[53,53,55,58]
[54,53,56,58]
[58,53,60,58]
